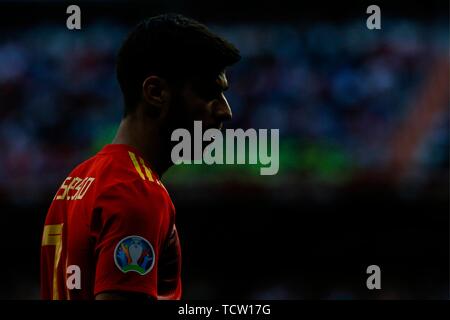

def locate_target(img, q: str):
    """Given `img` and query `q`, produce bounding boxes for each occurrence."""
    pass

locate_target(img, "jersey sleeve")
[91,179,168,298]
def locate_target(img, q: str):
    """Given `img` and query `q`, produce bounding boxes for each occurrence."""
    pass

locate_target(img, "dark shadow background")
[0,0,448,299]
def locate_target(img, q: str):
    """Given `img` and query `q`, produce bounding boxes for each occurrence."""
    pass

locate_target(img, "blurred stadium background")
[0,0,448,299]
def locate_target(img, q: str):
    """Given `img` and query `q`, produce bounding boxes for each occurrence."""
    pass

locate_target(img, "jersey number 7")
[42,224,64,299]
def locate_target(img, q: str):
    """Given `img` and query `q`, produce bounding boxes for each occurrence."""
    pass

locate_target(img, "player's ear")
[142,76,171,117]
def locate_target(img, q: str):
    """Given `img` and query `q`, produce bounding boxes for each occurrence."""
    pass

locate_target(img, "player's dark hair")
[116,13,241,117]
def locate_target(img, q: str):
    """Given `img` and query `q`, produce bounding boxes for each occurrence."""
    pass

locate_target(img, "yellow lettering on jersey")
[56,177,72,200]
[69,177,84,200]
[128,151,146,180]
[65,177,81,200]
[54,177,95,201]
[140,157,154,182]
[42,224,64,300]
[75,177,95,200]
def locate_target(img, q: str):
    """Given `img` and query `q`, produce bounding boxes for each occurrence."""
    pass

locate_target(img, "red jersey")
[41,144,182,300]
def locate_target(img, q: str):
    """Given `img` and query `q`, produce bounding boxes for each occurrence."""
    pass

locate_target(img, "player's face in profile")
[170,71,232,133]
[160,71,232,162]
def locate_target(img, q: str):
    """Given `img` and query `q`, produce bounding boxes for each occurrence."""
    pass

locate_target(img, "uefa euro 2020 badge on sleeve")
[114,235,155,275]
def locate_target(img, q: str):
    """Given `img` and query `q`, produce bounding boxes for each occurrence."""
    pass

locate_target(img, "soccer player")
[41,14,241,300]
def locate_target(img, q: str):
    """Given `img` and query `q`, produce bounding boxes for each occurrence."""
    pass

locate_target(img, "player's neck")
[112,115,172,178]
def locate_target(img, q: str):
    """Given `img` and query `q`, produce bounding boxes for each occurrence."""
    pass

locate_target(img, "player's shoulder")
[100,176,168,205]
[96,149,171,207]
[66,144,172,209]
[102,149,167,195]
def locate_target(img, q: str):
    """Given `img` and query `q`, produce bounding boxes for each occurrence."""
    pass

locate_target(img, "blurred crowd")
[0,20,448,204]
